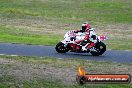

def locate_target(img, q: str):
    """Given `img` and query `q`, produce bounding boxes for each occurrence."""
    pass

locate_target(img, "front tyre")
[90,42,106,56]
[55,42,69,53]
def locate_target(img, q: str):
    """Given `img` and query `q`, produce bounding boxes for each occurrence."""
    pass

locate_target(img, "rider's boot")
[82,43,89,51]
[82,42,95,51]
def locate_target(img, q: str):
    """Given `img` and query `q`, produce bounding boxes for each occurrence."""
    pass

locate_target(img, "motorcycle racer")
[70,22,97,51]
[56,22,107,56]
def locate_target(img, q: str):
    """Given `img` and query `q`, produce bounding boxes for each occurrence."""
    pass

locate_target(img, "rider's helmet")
[81,22,91,32]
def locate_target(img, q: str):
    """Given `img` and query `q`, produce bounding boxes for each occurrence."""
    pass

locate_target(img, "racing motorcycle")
[55,31,108,56]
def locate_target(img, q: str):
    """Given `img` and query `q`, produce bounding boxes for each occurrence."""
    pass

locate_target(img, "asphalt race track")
[0,43,132,63]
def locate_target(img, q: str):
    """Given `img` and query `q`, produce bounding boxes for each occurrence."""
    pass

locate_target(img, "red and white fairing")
[62,31,85,44]
[62,30,108,44]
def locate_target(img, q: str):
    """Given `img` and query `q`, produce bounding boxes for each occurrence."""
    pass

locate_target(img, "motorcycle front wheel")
[55,42,69,53]
[90,42,106,56]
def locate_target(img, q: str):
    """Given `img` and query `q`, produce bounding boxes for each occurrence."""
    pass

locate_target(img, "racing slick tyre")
[90,42,106,56]
[55,42,69,53]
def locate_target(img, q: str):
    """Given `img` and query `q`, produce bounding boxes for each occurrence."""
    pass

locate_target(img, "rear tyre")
[55,42,69,53]
[90,42,106,56]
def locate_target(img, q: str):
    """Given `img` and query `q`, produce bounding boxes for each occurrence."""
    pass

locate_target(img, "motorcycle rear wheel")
[55,42,69,53]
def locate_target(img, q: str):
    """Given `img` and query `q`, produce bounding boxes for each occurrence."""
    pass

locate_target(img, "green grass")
[106,38,132,50]
[0,55,132,73]
[0,33,61,45]
[1,78,132,88]
[0,26,62,45]
[0,0,131,24]
[22,80,132,88]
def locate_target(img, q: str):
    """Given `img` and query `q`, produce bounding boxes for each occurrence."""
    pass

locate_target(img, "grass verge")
[0,25,62,45]
[0,55,132,88]
[1,79,131,88]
